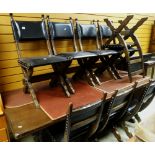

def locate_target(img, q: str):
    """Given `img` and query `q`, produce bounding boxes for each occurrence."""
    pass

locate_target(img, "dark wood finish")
[5,104,52,139]
[97,82,137,140]
[119,18,147,79]
[10,14,75,107]
[4,80,104,140]
[105,16,146,83]
[63,100,104,142]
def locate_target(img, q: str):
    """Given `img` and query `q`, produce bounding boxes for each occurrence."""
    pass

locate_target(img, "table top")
[5,103,52,139]
[3,75,150,139]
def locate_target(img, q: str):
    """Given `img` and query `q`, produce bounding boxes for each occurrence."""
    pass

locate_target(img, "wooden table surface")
[3,75,150,140]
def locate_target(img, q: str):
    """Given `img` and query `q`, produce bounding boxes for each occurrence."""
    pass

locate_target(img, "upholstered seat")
[10,15,76,101]
[48,21,98,60]
[18,55,68,69]
[102,44,124,51]
[47,18,101,86]
[130,51,152,61]
[57,51,97,60]
[86,49,118,56]
[97,84,136,140]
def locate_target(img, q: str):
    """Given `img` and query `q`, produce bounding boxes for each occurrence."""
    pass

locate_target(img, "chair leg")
[85,70,96,86]
[63,75,75,94]
[127,62,133,82]
[59,75,71,97]
[110,65,121,79]
[89,70,101,85]
[99,57,119,80]
[151,67,154,79]
[111,126,123,142]
[81,60,96,86]
[49,75,59,87]
[23,79,30,94]
[121,122,133,138]
[22,68,39,108]
[134,114,141,122]
[27,81,40,108]
[107,67,118,80]
[87,58,101,85]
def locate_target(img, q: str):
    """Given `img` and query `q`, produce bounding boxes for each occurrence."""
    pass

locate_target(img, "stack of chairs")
[9,14,155,142]
[116,17,153,78]
[96,15,134,81]
[10,14,72,107]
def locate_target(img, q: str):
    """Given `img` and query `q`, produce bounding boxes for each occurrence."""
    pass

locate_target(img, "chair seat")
[144,60,155,67]
[86,50,118,56]
[102,44,137,52]
[57,51,97,60]
[131,53,152,62]
[102,44,124,51]
[18,55,68,69]
[128,47,138,53]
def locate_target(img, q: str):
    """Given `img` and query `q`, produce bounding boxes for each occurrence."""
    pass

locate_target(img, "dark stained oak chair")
[120,79,151,123]
[75,19,119,83]
[97,16,147,83]
[139,80,155,112]
[115,78,150,139]
[96,23,124,79]
[35,100,105,142]
[47,16,98,87]
[130,79,155,123]
[107,78,154,140]
[95,15,134,81]
[97,83,137,141]
[10,14,75,107]
[115,17,148,80]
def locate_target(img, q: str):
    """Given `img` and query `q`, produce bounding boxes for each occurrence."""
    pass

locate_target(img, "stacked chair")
[97,83,138,142]
[47,16,99,87]
[36,101,104,142]
[10,14,73,107]
[9,14,155,142]
[75,18,119,83]
[96,15,134,81]
[115,17,153,78]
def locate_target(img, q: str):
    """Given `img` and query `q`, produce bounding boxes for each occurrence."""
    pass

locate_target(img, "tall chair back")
[64,100,104,141]
[98,83,136,133]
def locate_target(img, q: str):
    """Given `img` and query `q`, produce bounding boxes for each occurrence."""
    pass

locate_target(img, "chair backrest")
[98,84,136,133]
[47,17,78,54]
[11,19,48,42]
[111,84,135,116]
[64,100,104,141]
[97,23,114,48]
[119,79,150,122]
[98,25,112,39]
[140,80,155,111]
[48,22,74,40]
[76,20,100,51]
[77,24,97,39]
[10,14,51,58]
